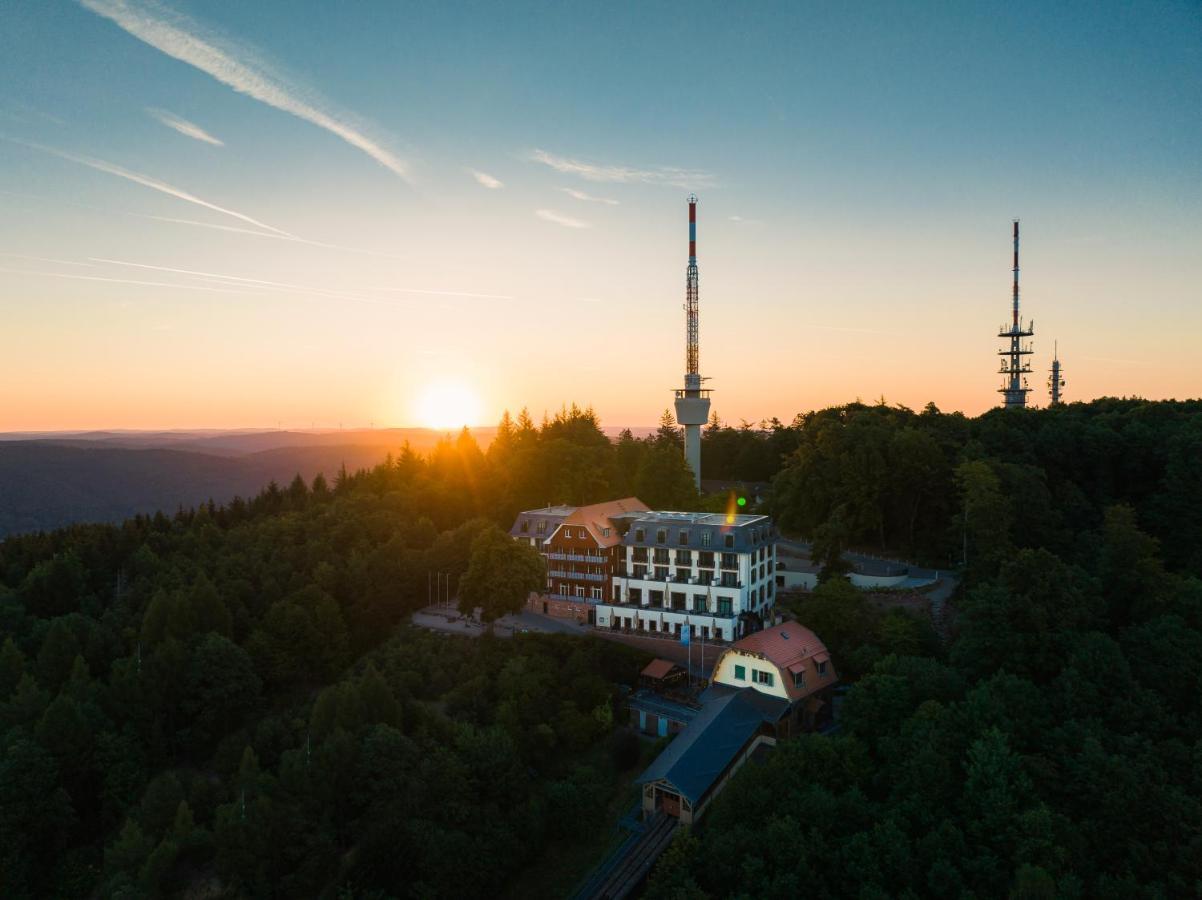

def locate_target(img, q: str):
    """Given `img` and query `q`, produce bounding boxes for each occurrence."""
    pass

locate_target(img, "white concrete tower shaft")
[674,194,710,490]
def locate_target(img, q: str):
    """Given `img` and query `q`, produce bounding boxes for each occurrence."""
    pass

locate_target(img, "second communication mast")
[998,219,1034,407]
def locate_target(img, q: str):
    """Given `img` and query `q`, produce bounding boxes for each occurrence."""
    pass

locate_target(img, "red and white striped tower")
[674,195,710,488]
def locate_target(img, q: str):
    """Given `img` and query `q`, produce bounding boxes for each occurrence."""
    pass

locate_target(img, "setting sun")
[416,380,483,430]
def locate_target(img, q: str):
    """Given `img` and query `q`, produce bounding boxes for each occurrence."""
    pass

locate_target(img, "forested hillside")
[648,398,1202,899]
[0,406,694,898]
[3,399,1200,898]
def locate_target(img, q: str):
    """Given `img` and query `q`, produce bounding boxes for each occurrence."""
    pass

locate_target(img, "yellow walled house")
[710,620,838,736]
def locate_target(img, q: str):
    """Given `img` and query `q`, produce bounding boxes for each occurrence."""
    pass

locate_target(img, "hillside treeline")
[648,399,1202,899]
[0,407,675,898]
[702,398,1201,571]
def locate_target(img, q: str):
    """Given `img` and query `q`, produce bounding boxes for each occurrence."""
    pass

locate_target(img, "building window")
[613,585,622,603]
[701,531,712,547]
[755,670,774,687]
[520,520,529,533]
[650,590,664,607]
[575,586,586,598]
[718,598,732,616]
[698,551,714,568]
[654,566,669,581]
[792,670,805,688]
[537,520,547,534]
[818,661,828,678]
[671,591,686,610]
[720,553,737,570]
[630,588,642,604]
[734,664,746,680]
[768,582,774,597]
[634,565,647,579]
[591,587,603,600]
[654,548,669,564]
[720,572,737,588]
[635,528,645,542]
[602,527,611,537]
[724,533,734,548]
[678,529,689,545]
[632,547,648,563]
[692,595,706,612]
[656,529,667,544]
[675,549,692,565]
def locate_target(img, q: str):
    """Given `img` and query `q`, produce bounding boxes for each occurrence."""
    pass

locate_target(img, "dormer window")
[635,528,645,542]
[678,529,689,545]
[701,531,712,547]
[724,533,734,549]
[537,520,547,534]
[602,527,611,537]
[656,529,667,545]
[520,520,529,533]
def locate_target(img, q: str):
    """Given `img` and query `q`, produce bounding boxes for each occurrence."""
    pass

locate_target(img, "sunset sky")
[2,1,1200,431]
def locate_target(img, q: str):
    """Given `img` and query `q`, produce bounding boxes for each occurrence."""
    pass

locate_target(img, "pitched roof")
[636,689,767,805]
[722,620,838,703]
[641,658,679,680]
[732,620,826,669]
[565,496,649,547]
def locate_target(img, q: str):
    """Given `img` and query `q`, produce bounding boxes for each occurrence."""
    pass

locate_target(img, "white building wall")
[711,650,790,700]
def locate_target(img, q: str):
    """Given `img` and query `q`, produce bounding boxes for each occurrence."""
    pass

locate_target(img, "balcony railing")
[547,592,602,604]
[546,551,607,563]
[613,573,742,589]
[549,570,606,582]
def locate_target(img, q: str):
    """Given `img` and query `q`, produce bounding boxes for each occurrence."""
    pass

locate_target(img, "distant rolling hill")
[0,442,398,537]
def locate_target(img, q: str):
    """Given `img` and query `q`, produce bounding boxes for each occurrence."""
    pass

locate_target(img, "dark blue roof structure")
[621,510,777,554]
[635,689,769,805]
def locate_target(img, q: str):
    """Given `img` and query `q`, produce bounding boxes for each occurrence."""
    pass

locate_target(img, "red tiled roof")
[641,658,678,680]
[565,496,649,547]
[727,620,837,702]
[732,620,826,669]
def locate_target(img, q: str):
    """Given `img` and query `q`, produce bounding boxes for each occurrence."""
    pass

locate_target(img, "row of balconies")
[545,551,608,563]
[615,571,744,589]
[548,570,606,582]
[601,599,737,618]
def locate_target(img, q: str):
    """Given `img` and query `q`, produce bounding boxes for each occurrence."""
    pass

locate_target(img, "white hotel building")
[595,511,778,642]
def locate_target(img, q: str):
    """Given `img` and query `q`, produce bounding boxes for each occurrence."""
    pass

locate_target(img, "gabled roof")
[636,689,767,805]
[732,620,826,670]
[641,658,679,680]
[564,496,649,547]
[721,620,838,703]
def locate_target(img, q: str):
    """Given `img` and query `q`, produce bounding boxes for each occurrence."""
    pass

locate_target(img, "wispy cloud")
[469,169,503,189]
[561,187,618,205]
[7,138,290,235]
[0,188,408,261]
[79,0,409,180]
[530,148,713,188]
[0,251,95,267]
[89,257,512,302]
[0,265,262,296]
[535,208,589,229]
[146,107,224,146]
[729,215,763,225]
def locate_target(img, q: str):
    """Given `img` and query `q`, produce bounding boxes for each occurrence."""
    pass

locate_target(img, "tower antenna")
[998,219,1034,407]
[673,194,711,490]
[1048,340,1065,405]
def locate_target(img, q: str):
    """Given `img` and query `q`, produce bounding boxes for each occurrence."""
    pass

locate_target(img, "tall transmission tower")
[998,219,1034,407]
[673,195,711,490]
[1048,340,1065,405]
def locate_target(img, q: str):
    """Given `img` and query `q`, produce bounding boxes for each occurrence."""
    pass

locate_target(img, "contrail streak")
[5,138,291,236]
[79,0,409,180]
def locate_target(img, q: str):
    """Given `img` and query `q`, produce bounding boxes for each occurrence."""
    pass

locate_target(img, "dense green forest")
[0,407,687,898]
[647,398,1202,899]
[2,398,1200,898]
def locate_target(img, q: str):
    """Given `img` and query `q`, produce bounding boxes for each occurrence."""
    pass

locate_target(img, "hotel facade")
[596,510,778,642]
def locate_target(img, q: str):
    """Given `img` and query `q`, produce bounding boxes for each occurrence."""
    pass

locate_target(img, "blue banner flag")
[680,624,691,646]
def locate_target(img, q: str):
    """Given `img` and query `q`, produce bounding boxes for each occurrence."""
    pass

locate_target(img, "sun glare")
[416,381,482,430]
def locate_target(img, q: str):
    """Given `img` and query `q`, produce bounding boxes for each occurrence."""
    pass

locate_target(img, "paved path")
[411,605,586,638]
